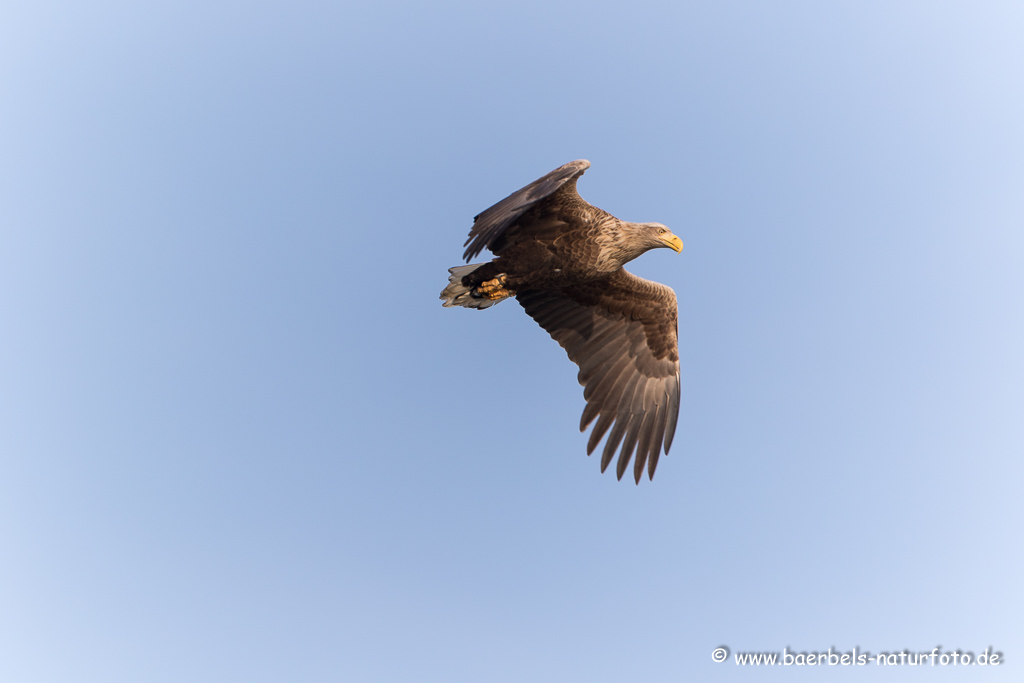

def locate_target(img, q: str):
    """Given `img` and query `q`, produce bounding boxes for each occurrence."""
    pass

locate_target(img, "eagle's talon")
[478,275,507,293]
[476,275,513,300]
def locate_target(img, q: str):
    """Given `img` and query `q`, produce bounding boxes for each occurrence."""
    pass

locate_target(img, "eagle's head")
[639,222,683,254]
[600,222,684,271]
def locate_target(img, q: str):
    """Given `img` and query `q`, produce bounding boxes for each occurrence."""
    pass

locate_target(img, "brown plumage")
[440,160,683,483]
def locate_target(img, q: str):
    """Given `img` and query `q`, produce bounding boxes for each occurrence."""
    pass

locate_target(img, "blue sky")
[2,1,1022,681]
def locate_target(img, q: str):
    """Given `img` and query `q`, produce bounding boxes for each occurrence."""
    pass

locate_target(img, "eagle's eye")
[658,227,666,234]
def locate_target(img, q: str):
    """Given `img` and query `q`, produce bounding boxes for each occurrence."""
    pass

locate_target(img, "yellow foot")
[477,275,515,300]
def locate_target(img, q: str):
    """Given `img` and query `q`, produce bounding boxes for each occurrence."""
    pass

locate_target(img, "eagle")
[440,160,683,483]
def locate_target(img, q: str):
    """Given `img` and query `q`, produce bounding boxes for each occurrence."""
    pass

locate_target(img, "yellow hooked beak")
[659,231,683,253]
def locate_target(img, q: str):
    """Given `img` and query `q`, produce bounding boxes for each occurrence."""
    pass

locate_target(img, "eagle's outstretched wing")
[462,159,591,261]
[517,269,680,483]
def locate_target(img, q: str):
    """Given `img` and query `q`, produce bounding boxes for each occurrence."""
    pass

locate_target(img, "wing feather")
[647,397,669,478]
[583,349,633,404]
[462,160,591,261]
[601,419,629,473]
[633,406,658,483]
[616,409,645,481]
[663,373,681,453]
[517,270,680,482]
[586,412,615,455]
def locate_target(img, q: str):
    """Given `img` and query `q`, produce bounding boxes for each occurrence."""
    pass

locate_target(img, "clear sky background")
[2,1,1022,681]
